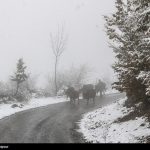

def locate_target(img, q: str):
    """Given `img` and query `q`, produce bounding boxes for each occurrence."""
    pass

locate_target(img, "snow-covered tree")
[133,0,150,98]
[104,0,150,104]
[11,58,28,96]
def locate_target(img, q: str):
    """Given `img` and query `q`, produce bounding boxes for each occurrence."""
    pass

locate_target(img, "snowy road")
[0,93,125,143]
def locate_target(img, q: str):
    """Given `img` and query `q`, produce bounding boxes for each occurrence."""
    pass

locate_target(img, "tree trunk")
[15,83,19,96]
[54,57,58,96]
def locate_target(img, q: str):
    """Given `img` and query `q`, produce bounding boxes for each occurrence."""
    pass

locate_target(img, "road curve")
[0,93,125,143]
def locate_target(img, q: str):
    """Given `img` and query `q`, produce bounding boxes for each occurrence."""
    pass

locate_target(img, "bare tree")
[50,26,68,96]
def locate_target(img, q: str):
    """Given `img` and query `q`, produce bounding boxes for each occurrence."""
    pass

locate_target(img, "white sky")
[0,0,116,86]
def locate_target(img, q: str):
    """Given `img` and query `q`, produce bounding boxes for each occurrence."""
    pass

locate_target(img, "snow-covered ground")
[105,89,119,95]
[0,97,69,120]
[0,90,119,122]
[78,98,150,143]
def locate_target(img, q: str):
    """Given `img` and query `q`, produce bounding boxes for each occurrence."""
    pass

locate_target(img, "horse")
[64,87,74,99]
[65,87,80,104]
[81,84,96,105]
[95,81,106,97]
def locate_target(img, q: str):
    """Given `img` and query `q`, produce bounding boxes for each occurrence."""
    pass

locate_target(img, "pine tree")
[134,0,150,98]
[11,58,28,96]
[104,0,150,105]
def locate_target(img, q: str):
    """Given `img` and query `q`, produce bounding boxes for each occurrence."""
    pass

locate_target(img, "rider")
[96,79,106,97]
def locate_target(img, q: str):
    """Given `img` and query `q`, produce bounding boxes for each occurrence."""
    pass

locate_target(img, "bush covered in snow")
[11,103,24,108]
[32,89,52,98]
[13,89,31,102]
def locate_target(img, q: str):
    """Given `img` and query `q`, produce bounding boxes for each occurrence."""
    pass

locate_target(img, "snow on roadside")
[0,97,69,120]
[78,98,150,143]
[105,89,119,95]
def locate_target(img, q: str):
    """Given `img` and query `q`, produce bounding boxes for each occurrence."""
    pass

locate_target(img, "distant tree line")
[44,64,91,96]
[0,57,94,103]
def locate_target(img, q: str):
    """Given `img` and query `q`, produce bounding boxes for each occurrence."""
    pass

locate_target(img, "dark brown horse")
[65,87,80,104]
[81,84,96,105]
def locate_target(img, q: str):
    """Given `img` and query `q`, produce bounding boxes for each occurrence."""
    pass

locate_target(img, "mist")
[0,0,116,87]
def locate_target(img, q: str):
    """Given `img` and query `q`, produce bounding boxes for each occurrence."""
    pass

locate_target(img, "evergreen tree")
[104,0,150,105]
[11,58,28,96]
[134,0,150,98]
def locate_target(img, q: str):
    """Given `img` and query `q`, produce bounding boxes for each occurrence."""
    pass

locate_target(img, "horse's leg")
[70,98,72,104]
[87,99,89,105]
[78,97,80,105]
[73,99,75,105]
[100,91,102,97]
[93,98,95,105]
[104,90,106,95]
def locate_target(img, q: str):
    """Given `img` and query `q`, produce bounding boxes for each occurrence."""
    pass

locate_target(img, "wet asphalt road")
[0,93,125,143]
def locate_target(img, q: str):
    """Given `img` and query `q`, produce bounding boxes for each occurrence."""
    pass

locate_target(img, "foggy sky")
[0,0,116,87]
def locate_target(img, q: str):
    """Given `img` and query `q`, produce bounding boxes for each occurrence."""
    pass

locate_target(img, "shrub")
[14,89,31,103]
